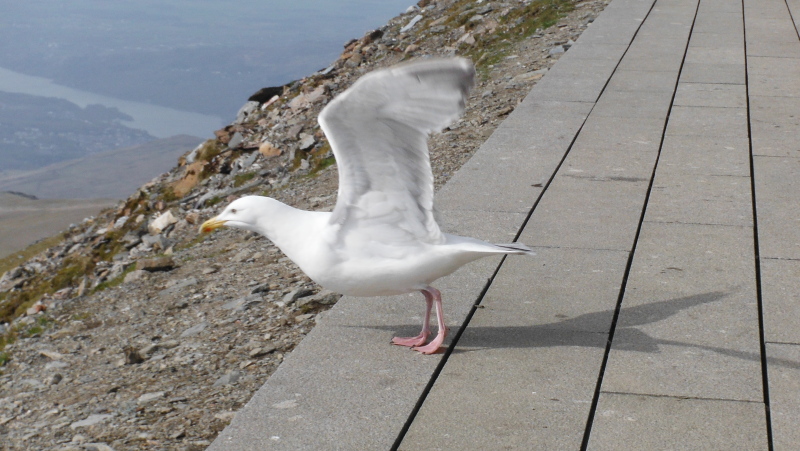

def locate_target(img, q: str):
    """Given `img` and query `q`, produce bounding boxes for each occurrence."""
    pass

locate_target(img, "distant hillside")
[0,135,203,199]
[0,192,115,258]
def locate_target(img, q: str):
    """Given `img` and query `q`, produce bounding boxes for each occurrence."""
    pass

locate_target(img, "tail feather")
[493,242,536,255]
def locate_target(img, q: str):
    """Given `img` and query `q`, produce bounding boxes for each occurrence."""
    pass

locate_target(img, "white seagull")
[201,58,534,354]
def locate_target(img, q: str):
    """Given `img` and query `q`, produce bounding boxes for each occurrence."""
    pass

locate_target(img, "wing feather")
[318,58,475,248]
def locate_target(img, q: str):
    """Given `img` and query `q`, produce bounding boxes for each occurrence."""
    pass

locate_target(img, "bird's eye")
[231,209,237,214]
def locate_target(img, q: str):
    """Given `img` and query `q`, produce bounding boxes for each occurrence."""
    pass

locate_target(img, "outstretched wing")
[318,58,475,251]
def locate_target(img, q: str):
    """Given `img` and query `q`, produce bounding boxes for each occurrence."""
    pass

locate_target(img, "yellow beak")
[199,216,227,233]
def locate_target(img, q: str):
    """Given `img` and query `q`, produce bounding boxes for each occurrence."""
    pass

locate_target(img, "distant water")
[0,66,222,138]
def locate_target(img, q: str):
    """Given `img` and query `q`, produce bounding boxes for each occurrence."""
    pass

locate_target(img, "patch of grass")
[0,352,10,366]
[159,186,179,203]
[22,325,43,337]
[92,264,135,294]
[0,254,95,323]
[461,0,576,78]
[72,312,92,321]
[206,196,224,207]
[196,139,223,162]
[233,171,257,187]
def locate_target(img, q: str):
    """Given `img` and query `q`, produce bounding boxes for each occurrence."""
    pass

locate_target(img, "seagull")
[200,58,534,354]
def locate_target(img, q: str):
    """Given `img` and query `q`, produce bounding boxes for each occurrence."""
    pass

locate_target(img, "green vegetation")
[233,171,257,187]
[92,264,135,294]
[447,0,576,78]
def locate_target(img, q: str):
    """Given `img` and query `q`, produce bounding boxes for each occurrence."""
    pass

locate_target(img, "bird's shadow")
[369,291,800,370]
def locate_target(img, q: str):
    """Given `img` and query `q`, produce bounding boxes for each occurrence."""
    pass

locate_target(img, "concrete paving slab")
[576,115,667,150]
[685,45,745,65]
[761,258,800,344]
[744,0,791,17]
[645,173,752,226]
[789,0,800,27]
[694,12,745,35]
[698,0,743,13]
[656,134,751,177]
[617,40,690,72]
[680,62,746,83]
[529,57,620,103]
[745,40,800,58]
[753,156,800,260]
[560,145,658,182]
[400,247,628,450]
[588,394,768,450]
[673,82,747,108]
[747,56,800,97]
[559,42,630,62]
[766,343,800,451]
[666,105,748,136]
[591,89,674,118]
[601,222,763,401]
[749,95,800,158]
[744,17,800,42]
[575,0,654,45]
[660,134,751,174]
[634,6,698,40]
[436,102,594,213]
[604,69,679,92]
[689,31,745,48]
[519,175,650,251]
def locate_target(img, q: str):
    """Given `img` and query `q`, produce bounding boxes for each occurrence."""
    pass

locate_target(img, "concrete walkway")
[209,0,800,448]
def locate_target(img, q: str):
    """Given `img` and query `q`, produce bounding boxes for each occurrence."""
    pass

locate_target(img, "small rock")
[212,370,241,387]
[136,257,176,272]
[48,373,63,385]
[221,294,262,312]
[39,349,64,360]
[248,345,277,358]
[298,133,316,151]
[137,391,166,404]
[202,266,219,275]
[231,249,250,263]
[295,314,315,323]
[400,14,424,32]
[259,141,282,158]
[250,283,270,294]
[148,211,178,235]
[180,322,208,338]
[295,290,342,308]
[141,233,170,251]
[282,288,314,305]
[123,269,149,283]
[45,361,69,370]
[185,212,200,225]
[70,414,113,429]
[123,346,145,364]
[235,101,260,123]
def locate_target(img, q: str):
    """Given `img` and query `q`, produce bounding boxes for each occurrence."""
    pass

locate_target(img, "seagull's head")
[199,196,266,234]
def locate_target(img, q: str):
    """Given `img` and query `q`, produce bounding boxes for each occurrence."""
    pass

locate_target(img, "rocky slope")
[0,0,609,449]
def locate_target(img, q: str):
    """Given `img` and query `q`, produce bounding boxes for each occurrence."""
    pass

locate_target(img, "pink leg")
[391,289,434,348]
[412,287,448,355]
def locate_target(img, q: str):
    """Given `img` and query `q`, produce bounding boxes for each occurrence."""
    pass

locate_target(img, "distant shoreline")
[0,65,223,138]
